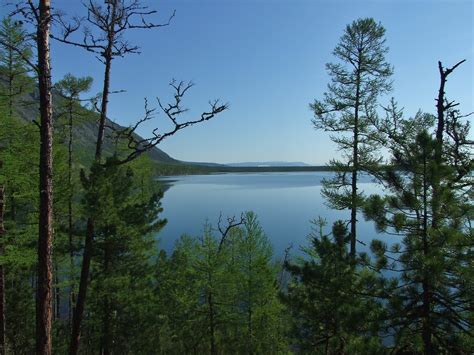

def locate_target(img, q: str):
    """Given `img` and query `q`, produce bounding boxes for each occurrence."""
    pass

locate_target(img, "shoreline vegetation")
[154,163,334,176]
[153,163,415,177]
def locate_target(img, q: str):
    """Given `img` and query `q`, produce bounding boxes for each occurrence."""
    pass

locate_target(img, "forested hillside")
[7,77,178,166]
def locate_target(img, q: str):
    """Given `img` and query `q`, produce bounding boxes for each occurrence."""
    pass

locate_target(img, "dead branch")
[51,0,175,59]
[107,80,228,166]
[217,212,246,253]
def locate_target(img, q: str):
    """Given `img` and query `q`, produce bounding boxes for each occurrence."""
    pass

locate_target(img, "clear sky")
[6,0,473,165]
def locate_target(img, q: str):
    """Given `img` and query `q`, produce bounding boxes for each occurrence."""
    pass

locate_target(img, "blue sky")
[10,0,474,164]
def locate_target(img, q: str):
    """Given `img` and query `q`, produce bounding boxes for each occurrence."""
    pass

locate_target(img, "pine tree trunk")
[350,70,361,260]
[95,51,112,161]
[101,237,112,355]
[9,189,15,223]
[432,60,464,229]
[0,185,6,355]
[421,149,434,354]
[69,220,94,355]
[36,1,54,353]
[208,291,217,355]
[247,254,253,354]
[68,102,75,327]
[432,62,447,232]
[435,65,446,162]
[69,21,114,353]
[7,70,13,119]
[54,263,60,321]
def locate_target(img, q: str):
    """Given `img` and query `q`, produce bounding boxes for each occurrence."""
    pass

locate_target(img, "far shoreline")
[154,164,334,177]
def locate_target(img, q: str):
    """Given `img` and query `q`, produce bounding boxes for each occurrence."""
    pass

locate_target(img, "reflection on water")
[157,172,394,256]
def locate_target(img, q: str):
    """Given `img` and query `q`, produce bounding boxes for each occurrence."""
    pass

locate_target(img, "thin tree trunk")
[421,148,433,354]
[247,295,253,354]
[69,16,115,353]
[36,1,54,353]
[9,192,15,223]
[247,252,253,354]
[69,220,94,355]
[432,60,464,229]
[7,41,14,120]
[432,62,447,232]
[0,185,6,355]
[101,299,111,355]
[208,291,216,355]
[95,55,112,161]
[54,263,60,321]
[67,102,75,327]
[101,236,112,355]
[350,70,361,260]
[421,281,433,355]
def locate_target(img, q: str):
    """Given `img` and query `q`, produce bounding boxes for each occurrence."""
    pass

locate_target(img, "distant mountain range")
[179,161,311,168]
[226,161,310,167]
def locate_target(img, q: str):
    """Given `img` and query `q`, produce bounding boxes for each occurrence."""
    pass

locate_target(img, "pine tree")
[284,219,385,354]
[0,17,34,118]
[310,18,393,259]
[0,106,40,353]
[153,236,204,353]
[232,212,287,354]
[54,74,93,326]
[1,7,56,347]
[0,21,35,348]
[362,61,473,353]
[153,213,287,354]
[78,156,166,353]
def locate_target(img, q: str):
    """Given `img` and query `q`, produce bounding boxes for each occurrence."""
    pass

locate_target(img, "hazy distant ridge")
[226,161,310,167]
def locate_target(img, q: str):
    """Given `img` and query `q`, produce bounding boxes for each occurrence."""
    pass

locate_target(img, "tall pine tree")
[310,18,393,259]
[362,61,473,353]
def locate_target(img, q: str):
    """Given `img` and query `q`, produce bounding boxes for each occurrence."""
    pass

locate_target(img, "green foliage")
[284,219,385,354]
[0,105,39,352]
[154,212,288,354]
[55,73,94,145]
[0,17,34,116]
[76,157,167,353]
[310,17,393,257]
[153,235,204,353]
[362,99,473,353]
[232,213,287,353]
[55,74,93,99]
[310,16,393,174]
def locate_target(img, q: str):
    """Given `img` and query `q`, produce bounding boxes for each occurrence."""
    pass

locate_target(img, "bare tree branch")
[107,80,228,166]
[217,212,246,252]
[51,0,175,60]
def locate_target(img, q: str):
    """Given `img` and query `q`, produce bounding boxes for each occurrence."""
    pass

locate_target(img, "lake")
[158,172,390,257]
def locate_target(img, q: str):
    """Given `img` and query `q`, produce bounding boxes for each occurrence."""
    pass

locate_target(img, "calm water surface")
[158,172,391,256]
